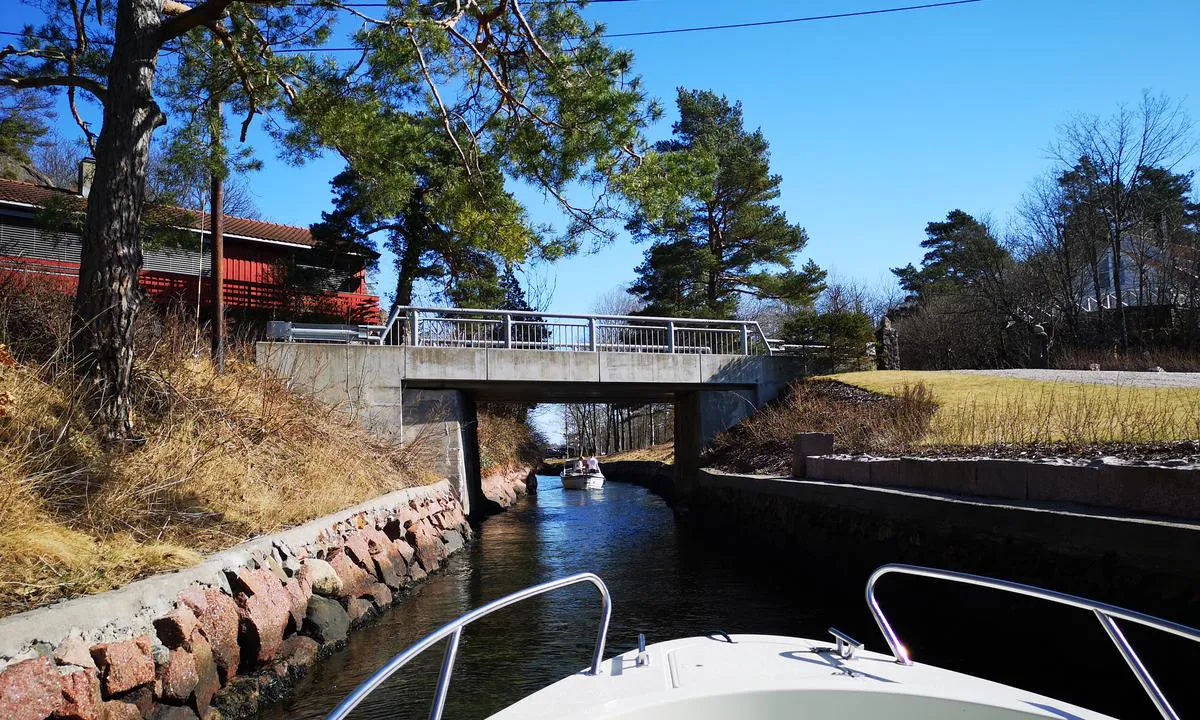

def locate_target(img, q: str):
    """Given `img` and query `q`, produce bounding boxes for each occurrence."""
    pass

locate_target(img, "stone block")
[280,578,310,633]
[187,637,219,718]
[98,701,141,720]
[825,457,871,484]
[792,433,834,477]
[156,649,197,704]
[298,559,342,598]
[1026,463,1099,506]
[54,637,98,671]
[147,704,198,720]
[974,459,1030,501]
[0,657,63,720]
[326,549,374,599]
[344,598,375,627]
[153,608,200,652]
[276,636,319,676]
[364,583,393,609]
[54,668,101,720]
[302,596,349,645]
[867,459,903,488]
[899,458,976,494]
[90,637,154,697]
[1098,465,1200,519]
[233,576,291,666]
[176,588,240,684]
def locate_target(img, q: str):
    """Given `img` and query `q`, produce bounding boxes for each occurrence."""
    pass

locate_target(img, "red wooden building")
[0,175,380,323]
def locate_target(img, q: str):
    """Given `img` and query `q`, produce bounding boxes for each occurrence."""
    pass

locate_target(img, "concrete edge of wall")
[794,447,1199,521]
[0,480,453,660]
[694,468,1200,570]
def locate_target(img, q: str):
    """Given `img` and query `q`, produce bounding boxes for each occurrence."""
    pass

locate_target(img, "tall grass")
[926,383,1200,446]
[0,282,429,616]
[705,381,937,473]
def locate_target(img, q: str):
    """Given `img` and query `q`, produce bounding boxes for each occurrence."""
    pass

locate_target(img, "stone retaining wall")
[0,482,471,720]
[792,435,1200,520]
[481,465,535,509]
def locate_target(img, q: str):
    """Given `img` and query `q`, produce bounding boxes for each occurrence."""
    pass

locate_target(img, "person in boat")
[585,455,601,474]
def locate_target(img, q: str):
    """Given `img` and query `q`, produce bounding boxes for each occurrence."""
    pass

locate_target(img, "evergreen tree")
[891,209,1009,300]
[623,89,824,318]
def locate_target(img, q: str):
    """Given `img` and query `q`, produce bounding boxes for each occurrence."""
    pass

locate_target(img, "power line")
[604,0,984,37]
[0,0,987,51]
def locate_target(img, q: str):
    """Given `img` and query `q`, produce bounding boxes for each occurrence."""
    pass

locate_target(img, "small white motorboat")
[561,465,605,490]
[325,564,1200,720]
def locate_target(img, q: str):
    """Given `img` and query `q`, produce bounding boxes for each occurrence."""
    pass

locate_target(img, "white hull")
[561,471,604,490]
[489,634,1114,720]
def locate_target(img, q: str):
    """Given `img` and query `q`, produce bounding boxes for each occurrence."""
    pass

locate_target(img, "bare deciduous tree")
[1053,91,1197,347]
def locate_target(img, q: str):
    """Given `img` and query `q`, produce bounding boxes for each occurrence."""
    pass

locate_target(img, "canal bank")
[0,460,532,720]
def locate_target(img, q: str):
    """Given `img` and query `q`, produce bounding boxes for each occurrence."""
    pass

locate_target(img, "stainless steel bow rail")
[379,305,775,356]
[324,573,612,720]
[866,563,1200,720]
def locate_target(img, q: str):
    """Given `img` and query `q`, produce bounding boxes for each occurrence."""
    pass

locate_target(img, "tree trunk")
[71,0,164,441]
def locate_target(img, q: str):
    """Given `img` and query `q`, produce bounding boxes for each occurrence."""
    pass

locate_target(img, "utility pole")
[209,94,226,373]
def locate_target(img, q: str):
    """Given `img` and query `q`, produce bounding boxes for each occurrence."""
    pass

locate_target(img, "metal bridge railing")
[377,305,774,356]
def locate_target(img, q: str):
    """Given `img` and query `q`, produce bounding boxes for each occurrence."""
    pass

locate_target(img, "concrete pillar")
[792,432,834,477]
[674,389,757,500]
[400,388,483,518]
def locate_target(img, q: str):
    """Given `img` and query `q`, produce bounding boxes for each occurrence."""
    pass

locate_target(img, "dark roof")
[0,177,322,249]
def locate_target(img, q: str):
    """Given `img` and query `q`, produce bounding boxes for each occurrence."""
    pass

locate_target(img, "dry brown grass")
[599,443,674,464]
[477,405,545,474]
[827,371,1200,446]
[0,286,429,617]
[705,381,936,473]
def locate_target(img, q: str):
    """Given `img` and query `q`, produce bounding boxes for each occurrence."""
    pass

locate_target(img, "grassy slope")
[824,370,1200,445]
[0,346,431,617]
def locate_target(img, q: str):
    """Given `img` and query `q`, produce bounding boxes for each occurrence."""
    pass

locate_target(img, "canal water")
[262,476,1198,720]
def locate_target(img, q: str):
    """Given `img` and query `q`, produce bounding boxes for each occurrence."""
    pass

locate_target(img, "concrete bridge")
[258,306,811,515]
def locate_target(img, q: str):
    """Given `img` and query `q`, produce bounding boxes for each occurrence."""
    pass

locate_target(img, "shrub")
[704,380,936,473]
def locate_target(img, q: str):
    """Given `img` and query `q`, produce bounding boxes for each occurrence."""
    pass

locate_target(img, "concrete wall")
[792,446,1200,521]
[688,469,1200,621]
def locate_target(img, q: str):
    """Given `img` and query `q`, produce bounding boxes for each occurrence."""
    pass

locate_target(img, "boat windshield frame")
[866,563,1200,720]
[324,572,611,720]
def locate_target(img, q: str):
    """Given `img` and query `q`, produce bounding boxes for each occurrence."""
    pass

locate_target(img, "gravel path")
[957,369,1200,389]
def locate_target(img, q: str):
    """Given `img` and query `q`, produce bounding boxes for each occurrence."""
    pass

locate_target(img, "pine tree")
[623,89,824,318]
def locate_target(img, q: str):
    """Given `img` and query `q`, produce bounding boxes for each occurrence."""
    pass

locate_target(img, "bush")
[704,380,936,473]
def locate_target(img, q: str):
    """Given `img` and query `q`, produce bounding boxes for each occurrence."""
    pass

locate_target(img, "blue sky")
[11,0,1200,315]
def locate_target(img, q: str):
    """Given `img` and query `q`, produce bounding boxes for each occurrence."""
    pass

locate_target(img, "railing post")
[740,324,750,355]
[667,321,676,353]
[408,310,419,346]
[503,313,513,349]
[588,318,598,352]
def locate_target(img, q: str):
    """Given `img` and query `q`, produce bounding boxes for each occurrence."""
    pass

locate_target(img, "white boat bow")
[325,565,1200,720]
[491,633,1113,720]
